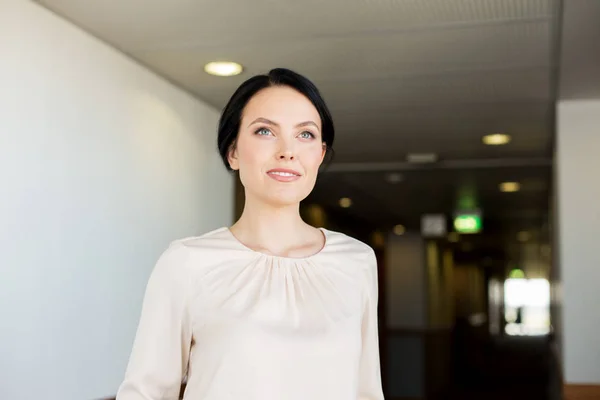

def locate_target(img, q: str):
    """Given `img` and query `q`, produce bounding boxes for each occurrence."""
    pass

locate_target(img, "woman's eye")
[255,128,272,136]
[299,131,314,139]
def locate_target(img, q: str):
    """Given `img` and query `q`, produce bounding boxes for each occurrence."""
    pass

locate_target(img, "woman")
[116,68,384,400]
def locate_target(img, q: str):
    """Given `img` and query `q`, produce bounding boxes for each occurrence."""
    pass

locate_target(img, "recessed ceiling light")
[204,61,243,77]
[499,182,520,192]
[406,153,438,163]
[386,172,404,184]
[371,231,386,248]
[339,197,352,208]
[483,133,511,145]
[393,224,405,235]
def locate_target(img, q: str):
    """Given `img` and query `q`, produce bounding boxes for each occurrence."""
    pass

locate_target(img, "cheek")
[237,140,270,169]
[300,146,325,171]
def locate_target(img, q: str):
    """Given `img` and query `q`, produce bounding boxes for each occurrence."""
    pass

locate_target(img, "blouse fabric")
[116,227,384,400]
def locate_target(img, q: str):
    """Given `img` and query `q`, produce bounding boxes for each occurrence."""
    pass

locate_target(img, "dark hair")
[217,68,335,171]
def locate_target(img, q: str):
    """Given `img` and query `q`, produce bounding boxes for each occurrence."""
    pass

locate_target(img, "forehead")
[242,86,321,125]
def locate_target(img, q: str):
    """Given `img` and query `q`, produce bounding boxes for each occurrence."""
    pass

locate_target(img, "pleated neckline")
[223,227,329,262]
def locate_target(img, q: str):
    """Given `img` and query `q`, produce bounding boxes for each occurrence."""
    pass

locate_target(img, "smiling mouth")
[267,169,302,182]
[269,171,300,177]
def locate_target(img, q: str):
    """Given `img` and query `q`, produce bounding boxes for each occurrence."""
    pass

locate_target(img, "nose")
[276,140,295,161]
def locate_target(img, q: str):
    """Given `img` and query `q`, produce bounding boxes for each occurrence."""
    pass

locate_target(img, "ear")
[320,143,327,164]
[228,144,240,171]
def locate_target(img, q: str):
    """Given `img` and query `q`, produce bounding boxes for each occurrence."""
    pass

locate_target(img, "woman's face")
[228,85,326,208]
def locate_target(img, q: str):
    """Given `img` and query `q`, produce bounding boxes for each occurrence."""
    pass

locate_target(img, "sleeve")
[116,242,193,400]
[358,249,385,400]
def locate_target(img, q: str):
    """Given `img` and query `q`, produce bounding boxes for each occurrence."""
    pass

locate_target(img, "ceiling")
[37,0,562,238]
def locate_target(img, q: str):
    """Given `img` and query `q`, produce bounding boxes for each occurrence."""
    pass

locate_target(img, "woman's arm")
[358,249,385,400]
[116,242,193,400]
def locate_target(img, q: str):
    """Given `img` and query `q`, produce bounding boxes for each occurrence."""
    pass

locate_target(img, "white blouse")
[116,227,384,400]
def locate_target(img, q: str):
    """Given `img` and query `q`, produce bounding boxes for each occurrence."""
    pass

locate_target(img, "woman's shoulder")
[321,228,376,262]
[156,226,239,267]
[173,226,234,250]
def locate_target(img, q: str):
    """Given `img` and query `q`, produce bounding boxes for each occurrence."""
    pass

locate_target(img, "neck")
[231,194,312,253]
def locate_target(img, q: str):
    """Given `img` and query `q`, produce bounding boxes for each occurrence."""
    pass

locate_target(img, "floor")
[447,335,560,400]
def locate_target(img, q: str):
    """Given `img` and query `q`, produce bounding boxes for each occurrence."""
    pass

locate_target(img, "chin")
[265,189,311,208]
[266,195,306,208]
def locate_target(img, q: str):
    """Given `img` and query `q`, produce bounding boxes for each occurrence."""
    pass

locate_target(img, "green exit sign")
[453,213,482,234]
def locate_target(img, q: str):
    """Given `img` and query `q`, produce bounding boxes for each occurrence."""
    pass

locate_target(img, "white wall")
[0,1,233,399]
[556,99,600,384]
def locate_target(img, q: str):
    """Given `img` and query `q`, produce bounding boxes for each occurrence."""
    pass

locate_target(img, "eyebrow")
[248,117,320,130]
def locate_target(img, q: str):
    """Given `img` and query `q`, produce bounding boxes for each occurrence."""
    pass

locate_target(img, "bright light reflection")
[503,278,550,336]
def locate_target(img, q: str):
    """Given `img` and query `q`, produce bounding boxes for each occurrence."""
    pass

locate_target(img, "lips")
[267,168,302,182]
[268,168,301,176]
